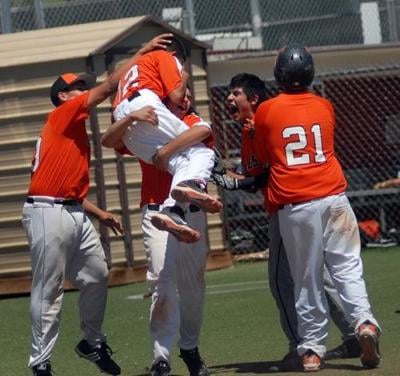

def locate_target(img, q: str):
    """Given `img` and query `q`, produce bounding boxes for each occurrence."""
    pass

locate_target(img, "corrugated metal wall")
[0,18,230,293]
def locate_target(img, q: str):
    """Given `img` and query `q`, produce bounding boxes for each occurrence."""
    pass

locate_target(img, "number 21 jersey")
[254,92,347,206]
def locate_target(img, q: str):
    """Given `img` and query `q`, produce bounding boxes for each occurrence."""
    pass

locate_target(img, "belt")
[147,204,200,213]
[128,91,141,101]
[26,197,80,206]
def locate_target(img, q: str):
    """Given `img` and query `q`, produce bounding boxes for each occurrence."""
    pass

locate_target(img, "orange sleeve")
[157,51,182,97]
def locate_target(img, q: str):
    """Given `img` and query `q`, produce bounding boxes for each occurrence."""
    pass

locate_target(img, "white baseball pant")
[113,89,215,201]
[142,203,208,364]
[277,193,380,358]
[22,198,108,367]
[268,212,359,353]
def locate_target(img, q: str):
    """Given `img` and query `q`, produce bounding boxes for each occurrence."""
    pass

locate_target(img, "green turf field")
[1,247,399,375]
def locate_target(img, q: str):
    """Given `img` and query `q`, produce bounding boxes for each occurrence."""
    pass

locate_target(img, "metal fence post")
[185,0,196,36]
[250,0,262,38]
[33,0,46,29]
[387,0,399,42]
[0,0,12,34]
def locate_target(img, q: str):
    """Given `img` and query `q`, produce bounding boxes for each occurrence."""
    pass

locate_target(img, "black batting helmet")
[274,43,314,92]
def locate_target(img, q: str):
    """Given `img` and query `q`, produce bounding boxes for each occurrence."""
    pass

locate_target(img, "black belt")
[147,204,161,211]
[147,204,200,213]
[128,91,141,101]
[26,197,80,206]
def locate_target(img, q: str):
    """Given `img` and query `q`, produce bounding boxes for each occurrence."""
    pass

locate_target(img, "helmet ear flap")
[274,44,314,92]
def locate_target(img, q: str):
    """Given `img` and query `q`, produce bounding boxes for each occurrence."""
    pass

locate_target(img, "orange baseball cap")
[50,72,96,106]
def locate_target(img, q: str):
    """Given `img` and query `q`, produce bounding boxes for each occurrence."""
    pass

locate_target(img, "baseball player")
[102,86,210,376]
[21,34,172,376]
[112,35,222,243]
[253,44,381,371]
[212,73,361,370]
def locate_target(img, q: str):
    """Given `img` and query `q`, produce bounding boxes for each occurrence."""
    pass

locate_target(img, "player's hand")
[99,211,124,235]
[152,148,169,171]
[243,118,255,129]
[139,33,173,54]
[130,106,158,126]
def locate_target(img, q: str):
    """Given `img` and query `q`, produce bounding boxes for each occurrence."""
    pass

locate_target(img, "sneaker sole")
[359,333,380,368]
[151,214,201,243]
[75,348,121,375]
[171,187,222,213]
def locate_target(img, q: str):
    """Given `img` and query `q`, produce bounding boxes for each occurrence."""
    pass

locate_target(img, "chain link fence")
[1,0,400,253]
[1,1,400,48]
[210,65,400,253]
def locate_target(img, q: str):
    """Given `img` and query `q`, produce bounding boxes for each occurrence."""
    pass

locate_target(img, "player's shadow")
[210,360,365,374]
[209,360,286,374]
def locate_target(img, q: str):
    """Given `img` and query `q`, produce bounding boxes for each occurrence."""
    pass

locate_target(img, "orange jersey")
[28,91,91,200]
[139,160,172,207]
[240,125,276,213]
[113,50,182,108]
[240,127,264,177]
[254,92,347,206]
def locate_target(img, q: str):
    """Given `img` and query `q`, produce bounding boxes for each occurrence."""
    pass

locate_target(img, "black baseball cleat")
[32,362,52,376]
[151,206,200,243]
[75,339,121,375]
[180,347,210,376]
[325,337,362,360]
[171,180,222,214]
[280,350,302,371]
[149,360,171,376]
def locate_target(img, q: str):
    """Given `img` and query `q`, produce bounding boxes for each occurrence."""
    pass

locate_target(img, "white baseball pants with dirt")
[113,89,215,200]
[22,198,108,368]
[277,193,380,358]
[141,203,208,365]
[268,212,358,352]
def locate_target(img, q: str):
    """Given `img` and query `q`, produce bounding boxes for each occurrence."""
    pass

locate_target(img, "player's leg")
[177,207,209,376]
[142,205,180,375]
[115,90,220,212]
[168,145,222,213]
[323,194,381,368]
[115,89,192,163]
[278,201,328,371]
[267,213,302,371]
[66,207,120,375]
[323,266,361,360]
[22,202,76,372]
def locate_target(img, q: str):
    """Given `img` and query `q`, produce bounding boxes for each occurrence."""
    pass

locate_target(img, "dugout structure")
[0,16,231,295]
[209,44,400,254]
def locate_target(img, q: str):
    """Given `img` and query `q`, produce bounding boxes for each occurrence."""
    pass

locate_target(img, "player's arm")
[152,124,211,170]
[101,106,158,149]
[374,178,400,189]
[82,199,124,235]
[87,34,173,109]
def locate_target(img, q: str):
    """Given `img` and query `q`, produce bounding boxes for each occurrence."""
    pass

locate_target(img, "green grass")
[1,247,399,375]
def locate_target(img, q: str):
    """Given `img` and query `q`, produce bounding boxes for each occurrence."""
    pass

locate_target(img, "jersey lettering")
[118,65,139,101]
[283,124,326,166]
